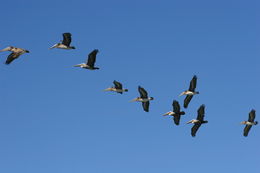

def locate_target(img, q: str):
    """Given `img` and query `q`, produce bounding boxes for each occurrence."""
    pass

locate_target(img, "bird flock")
[1,32,258,137]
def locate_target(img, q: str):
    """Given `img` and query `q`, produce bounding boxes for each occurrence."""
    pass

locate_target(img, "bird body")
[0,46,29,64]
[241,109,257,137]
[163,100,185,125]
[131,86,154,112]
[74,49,99,70]
[49,33,75,49]
[179,75,199,108]
[104,80,128,94]
[187,104,207,137]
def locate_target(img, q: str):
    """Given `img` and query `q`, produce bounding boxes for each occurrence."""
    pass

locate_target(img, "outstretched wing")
[189,75,197,92]
[172,100,180,113]
[243,125,252,137]
[248,109,256,122]
[173,115,181,125]
[197,104,205,121]
[191,123,201,137]
[5,52,20,64]
[87,49,99,67]
[138,86,148,98]
[62,33,72,46]
[113,80,122,90]
[184,95,193,108]
[142,101,149,112]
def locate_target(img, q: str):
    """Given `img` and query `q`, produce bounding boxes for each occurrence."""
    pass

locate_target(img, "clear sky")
[0,0,259,172]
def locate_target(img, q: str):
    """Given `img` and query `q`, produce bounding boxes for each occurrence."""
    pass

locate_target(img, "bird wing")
[184,95,193,108]
[243,125,252,137]
[113,80,122,90]
[142,101,149,112]
[0,46,12,52]
[197,104,205,121]
[191,123,201,137]
[138,86,148,98]
[173,115,181,125]
[248,109,256,122]
[87,49,99,67]
[172,100,180,113]
[5,52,20,64]
[62,33,72,46]
[189,75,197,92]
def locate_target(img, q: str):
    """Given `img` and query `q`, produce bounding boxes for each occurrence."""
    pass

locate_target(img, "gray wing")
[138,86,148,98]
[243,125,252,137]
[184,95,193,108]
[248,109,256,122]
[197,104,205,121]
[142,101,149,112]
[87,49,99,67]
[62,33,72,46]
[113,80,122,90]
[5,52,20,64]
[191,123,201,137]
[173,115,181,125]
[172,100,180,113]
[189,75,197,92]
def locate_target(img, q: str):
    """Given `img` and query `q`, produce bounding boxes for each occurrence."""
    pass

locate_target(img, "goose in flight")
[0,46,29,64]
[179,75,199,108]
[241,109,258,137]
[74,49,99,70]
[163,100,185,125]
[131,86,154,112]
[49,33,75,49]
[104,80,128,94]
[187,104,208,137]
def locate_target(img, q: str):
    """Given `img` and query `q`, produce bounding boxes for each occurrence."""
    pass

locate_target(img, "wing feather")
[197,105,205,121]
[142,101,149,112]
[172,100,180,113]
[191,123,201,137]
[113,80,122,90]
[87,49,99,67]
[184,95,193,108]
[62,33,72,46]
[189,75,197,92]
[5,52,19,64]
[248,110,256,122]
[138,86,148,98]
[243,125,252,137]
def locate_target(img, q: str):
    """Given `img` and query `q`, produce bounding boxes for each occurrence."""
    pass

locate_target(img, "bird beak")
[163,112,169,116]
[103,88,110,91]
[179,92,185,97]
[130,98,138,102]
[74,64,81,67]
[186,121,192,124]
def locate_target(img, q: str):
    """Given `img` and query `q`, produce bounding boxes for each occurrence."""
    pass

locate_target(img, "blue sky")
[0,0,259,172]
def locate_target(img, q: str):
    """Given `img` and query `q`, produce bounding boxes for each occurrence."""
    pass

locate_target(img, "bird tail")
[124,89,128,92]
[254,121,258,125]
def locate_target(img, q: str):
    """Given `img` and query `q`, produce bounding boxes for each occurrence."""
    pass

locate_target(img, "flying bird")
[187,104,208,137]
[49,33,75,49]
[0,46,29,65]
[131,86,154,112]
[241,109,258,137]
[163,100,185,125]
[74,49,99,70]
[179,75,199,108]
[104,80,128,94]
